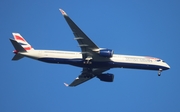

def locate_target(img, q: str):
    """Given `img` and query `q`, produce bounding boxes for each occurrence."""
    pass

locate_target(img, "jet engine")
[97,73,114,82]
[98,49,113,58]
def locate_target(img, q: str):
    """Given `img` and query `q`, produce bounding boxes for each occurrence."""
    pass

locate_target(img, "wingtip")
[59,9,68,16]
[64,83,69,87]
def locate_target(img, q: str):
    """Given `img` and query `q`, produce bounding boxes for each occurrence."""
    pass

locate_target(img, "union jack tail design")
[12,33,34,51]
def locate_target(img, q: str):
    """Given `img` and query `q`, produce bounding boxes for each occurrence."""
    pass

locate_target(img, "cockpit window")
[156,59,165,63]
[156,59,161,62]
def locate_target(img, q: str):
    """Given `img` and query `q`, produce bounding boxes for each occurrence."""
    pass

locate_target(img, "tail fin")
[12,33,34,51]
[10,33,34,60]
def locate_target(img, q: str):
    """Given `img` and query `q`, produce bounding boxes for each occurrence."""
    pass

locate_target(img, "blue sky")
[1,0,180,112]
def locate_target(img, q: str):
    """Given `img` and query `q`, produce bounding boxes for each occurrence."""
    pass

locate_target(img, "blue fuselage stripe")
[38,58,168,70]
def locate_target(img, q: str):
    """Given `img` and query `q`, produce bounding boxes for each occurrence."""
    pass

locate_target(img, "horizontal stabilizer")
[12,54,24,60]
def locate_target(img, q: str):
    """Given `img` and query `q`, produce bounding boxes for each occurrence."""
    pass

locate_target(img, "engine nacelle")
[97,73,114,82]
[98,49,113,58]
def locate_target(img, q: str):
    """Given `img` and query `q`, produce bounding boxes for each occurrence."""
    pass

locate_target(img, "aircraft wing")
[59,9,103,60]
[64,68,109,87]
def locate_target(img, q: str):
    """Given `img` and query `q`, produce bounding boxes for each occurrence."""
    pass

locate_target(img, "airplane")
[9,9,170,87]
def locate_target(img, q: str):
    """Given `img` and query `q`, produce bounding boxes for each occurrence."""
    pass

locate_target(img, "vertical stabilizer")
[10,33,34,61]
[12,33,34,51]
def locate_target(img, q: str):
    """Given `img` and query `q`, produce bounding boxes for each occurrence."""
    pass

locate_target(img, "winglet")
[59,9,68,16]
[64,83,69,87]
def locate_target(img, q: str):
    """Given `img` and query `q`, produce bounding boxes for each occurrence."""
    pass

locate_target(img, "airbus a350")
[10,9,170,87]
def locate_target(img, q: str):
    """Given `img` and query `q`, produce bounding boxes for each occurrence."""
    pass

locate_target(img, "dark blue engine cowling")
[99,49,113,57]
[97,73,114,82]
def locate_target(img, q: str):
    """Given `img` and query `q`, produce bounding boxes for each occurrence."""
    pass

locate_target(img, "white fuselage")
[19,50,170,71]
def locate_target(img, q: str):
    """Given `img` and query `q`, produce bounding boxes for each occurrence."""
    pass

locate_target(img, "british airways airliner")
[10,9,170,87]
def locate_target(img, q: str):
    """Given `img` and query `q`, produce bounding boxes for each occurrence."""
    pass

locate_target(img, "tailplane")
[12,54,24,60]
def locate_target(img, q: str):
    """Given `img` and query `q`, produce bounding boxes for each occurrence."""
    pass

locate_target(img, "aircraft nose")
[166,63,170,70]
